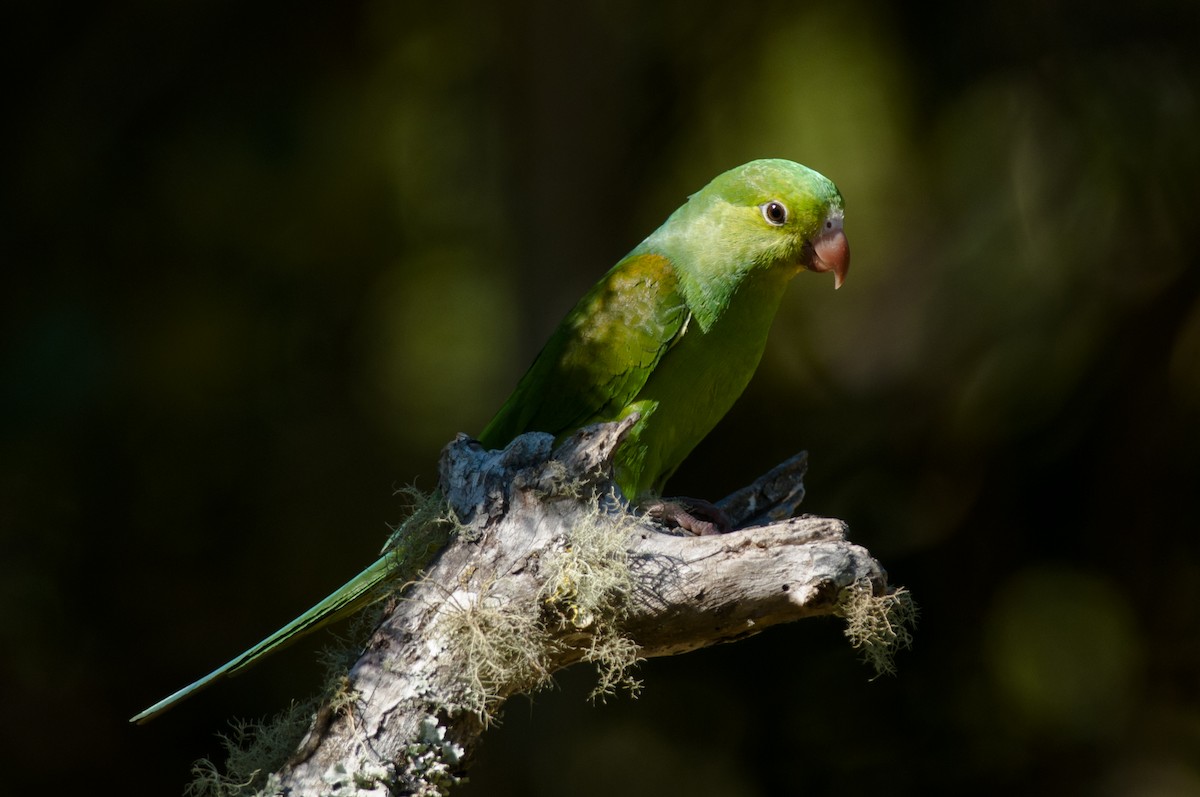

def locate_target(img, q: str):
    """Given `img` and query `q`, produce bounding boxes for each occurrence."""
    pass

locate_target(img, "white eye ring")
[760,201,788,226]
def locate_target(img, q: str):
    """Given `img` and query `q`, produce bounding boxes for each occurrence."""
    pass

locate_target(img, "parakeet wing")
[478,253,689,448]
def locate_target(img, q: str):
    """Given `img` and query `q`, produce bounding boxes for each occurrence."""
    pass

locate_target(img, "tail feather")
[130,552,397,724]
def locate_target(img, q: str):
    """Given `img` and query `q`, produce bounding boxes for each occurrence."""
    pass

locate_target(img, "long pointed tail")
[130,551,398,724]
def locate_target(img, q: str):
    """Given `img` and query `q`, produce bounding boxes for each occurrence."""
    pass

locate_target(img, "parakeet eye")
[761,201,788,226]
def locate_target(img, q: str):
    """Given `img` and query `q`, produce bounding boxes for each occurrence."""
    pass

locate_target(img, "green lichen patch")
[537,489,643,699]
[438,587,555,721]
[185,701,314,797]
[398,715,467,796]
[837,579,918,678]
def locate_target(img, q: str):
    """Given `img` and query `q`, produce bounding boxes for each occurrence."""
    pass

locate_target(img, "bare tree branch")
[261,418,900,796]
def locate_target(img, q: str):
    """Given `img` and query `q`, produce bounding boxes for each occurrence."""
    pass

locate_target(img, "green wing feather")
[478,253,689,450]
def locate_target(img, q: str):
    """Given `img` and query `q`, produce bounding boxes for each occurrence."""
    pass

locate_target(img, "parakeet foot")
[643,498,732,536]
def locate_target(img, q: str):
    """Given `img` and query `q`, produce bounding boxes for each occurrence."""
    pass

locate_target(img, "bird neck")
[637,221,798,331]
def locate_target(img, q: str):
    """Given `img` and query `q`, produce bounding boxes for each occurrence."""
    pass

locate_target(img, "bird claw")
[643,497,733,536]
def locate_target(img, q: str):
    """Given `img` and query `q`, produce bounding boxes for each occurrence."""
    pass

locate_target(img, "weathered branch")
[263,418,898,795]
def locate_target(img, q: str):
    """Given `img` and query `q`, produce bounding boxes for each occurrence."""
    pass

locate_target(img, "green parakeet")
[477,158,848,503]
[130,158,848,724]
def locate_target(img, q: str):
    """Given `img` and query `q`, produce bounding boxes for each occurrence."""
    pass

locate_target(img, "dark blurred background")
[4,0,1199,794]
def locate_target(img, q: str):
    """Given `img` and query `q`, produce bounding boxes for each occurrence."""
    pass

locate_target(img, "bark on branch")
[264,417,901,795]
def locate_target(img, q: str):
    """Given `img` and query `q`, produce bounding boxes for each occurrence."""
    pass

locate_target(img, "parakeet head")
[643,158,850,294]
[706,158,849,289]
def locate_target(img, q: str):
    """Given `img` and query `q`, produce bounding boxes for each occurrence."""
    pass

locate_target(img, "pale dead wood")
[267,417,895,796]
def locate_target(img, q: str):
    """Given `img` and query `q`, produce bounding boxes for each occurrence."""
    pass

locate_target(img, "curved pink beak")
[809,225,850,290]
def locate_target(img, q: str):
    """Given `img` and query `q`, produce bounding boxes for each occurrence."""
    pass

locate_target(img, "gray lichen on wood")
[245,416,905,796]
